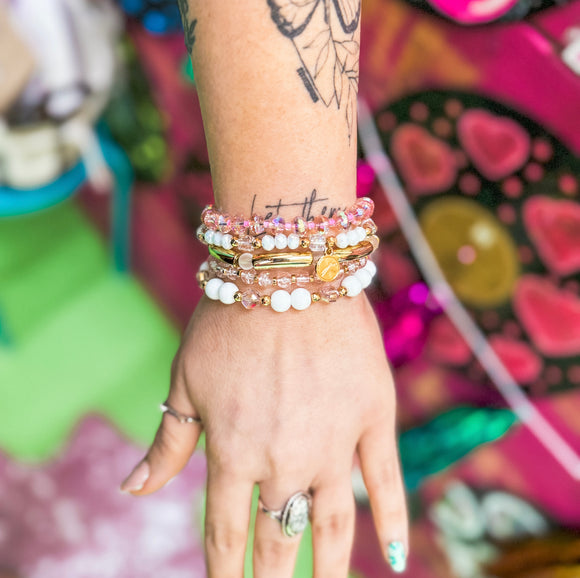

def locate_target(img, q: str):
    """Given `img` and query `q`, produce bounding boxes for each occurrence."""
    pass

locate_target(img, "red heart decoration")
[458,109,530,180]
[391,124,457,195]
[489,335,543,384]
[514,275,580,357]
[427,316,472,365]
[523,196,580,276]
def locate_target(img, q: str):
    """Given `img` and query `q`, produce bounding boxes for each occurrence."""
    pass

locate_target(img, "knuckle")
[255,537,295,567]
[312,510,353,540]
[205,522,246,555]
[366,459,398,493]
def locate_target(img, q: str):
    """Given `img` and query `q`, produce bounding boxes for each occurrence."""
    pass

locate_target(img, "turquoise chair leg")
[99,138,134,273]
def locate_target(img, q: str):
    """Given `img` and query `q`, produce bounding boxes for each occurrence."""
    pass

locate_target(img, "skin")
[122,1,409,576]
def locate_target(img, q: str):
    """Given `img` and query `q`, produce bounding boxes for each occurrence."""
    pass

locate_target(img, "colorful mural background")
[1,0,580,576]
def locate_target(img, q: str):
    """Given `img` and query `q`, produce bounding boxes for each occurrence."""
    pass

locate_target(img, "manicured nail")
[388,541,407,573]
[120,461,150,493]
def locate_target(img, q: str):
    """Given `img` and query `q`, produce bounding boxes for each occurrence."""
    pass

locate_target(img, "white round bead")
[355,226,367,243]
[355,268,373,289]
[336,232,348,249]
[341,275,363,297]
[204,229,215,244]
[270,290,292,313]
[200,261,210,272]
[291,288,311,311]
[205,278,224,300]
[218,282,239,304]
[363,260,377,278]
[213,231,223,246]
[275,233,288,250]
[238,253,254,270]
[262,235,275,251]
[221,233,233,249]
[287,233,300,250]
[347,230,359,246]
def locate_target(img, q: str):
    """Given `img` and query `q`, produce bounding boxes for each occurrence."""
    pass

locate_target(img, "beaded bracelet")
[197,260,377,312]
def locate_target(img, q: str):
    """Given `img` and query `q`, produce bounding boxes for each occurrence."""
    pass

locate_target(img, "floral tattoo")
[267,0,361,143]
[177,0,197,54]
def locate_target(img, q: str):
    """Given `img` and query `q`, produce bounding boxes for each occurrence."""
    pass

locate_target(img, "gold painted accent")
[234,291,242,302]
[312,293,321,302]
[339,286,348,297]
[261,295,271,306]
[316,255,341,282]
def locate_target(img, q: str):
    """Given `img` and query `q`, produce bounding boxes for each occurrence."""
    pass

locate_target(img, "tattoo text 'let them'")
[251,190,346,220]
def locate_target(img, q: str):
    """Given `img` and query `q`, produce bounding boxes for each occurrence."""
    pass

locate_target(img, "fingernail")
[120,461,150,493]
[387,541,407,573]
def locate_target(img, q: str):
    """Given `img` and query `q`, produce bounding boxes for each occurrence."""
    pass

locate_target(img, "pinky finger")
[357,426,409,573]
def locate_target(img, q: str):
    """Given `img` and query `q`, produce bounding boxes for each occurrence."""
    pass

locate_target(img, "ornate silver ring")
[259,491,312,537]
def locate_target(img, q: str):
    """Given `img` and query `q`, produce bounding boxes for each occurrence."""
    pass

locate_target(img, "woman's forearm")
[180,0,361,219]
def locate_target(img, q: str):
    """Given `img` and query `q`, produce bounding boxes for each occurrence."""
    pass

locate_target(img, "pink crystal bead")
[271,216,285,234]
[276,273,292,289]
[258,272,273,287]
[314,215,329,233]
[217,214,232,233]
[241,289,261,309]
[225,266,238,280]
[309,234,326,253]
[293,217,306,234]
[321,288,339,303]
[307,220,316,231]
[231,216,247,236]
[249,215,265,235]
[241,269,257,284]
[336,210,349,229]
[202,207,218,229]
[296,274,311,286]
[356,197,375,220]
[236,236,254,252]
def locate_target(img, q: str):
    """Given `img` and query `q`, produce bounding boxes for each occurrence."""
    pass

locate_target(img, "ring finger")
[253,478,312,578]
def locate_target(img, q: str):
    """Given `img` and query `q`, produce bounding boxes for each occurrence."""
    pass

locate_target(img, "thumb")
[121,394,203,495]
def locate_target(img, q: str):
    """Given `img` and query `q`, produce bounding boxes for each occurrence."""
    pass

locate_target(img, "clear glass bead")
[296,274,311,286]
[249,215,265,235]
[320,288,339,303]
[258,272,272,287]
[276,273,292,289]
[241,269,257,284]
[237,236,254,252]
[309,234,326,253]
[217,214,231,233]
[241,289,261,309]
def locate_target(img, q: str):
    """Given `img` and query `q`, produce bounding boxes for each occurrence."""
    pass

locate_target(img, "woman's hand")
[121,294,408,577]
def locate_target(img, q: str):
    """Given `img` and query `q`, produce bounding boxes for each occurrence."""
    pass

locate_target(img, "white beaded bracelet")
[198,260,377,312]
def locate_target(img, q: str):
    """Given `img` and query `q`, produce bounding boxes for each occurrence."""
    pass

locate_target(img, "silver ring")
[160,401,202,424]
[259,491,312,537]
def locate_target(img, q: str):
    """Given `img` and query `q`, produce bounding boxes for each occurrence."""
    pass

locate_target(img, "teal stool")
[0,132,133,345]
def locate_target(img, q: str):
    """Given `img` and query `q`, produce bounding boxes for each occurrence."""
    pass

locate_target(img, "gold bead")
[312,292,321,302]
[309,274,315,282]
[196,271,208,284]
[234,291,242,302]
[231,238,238,248]
[300,238,310,248]
[272,278,277,286]
[327,236,336,247]
[197,232,206,242]
[200,280,208,289]
[291,275,297,284]
[339,286,348,297]
[261,295,271,306]
[253,238,262,249]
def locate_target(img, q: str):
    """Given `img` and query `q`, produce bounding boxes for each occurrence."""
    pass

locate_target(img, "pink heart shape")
[458,109,530,180]
[489,335,543,384]
[391,124,457,195]
[514,275,580,357]
[427,316,472,365]
[523,195,580,276]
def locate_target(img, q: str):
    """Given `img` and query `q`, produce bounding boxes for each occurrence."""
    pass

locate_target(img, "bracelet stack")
[195,197,379,312]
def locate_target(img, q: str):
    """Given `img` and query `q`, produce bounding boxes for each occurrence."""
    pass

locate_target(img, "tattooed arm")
[121,2,409,577]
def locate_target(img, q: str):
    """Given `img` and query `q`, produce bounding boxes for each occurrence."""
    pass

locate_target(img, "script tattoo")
[177,0,197,54]
[267,0,361,143]
[251,190,345,220]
